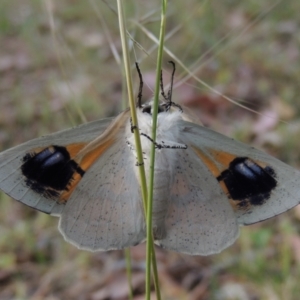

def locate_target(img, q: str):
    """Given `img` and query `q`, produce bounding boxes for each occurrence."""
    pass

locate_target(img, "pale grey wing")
[155,147,239,256]
[0,118,113,215]
[59,139,146,251]
[179,120,300,225]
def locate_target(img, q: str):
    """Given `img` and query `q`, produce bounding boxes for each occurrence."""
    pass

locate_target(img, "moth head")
[140,101,169,115]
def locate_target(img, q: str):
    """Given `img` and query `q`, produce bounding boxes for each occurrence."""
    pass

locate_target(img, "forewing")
[179,120,300,225]
[0,118,113,215]
[59,139,145,251]
[156,147,239,255]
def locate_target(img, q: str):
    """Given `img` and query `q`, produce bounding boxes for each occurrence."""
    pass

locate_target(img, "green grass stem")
[145,1,168,300]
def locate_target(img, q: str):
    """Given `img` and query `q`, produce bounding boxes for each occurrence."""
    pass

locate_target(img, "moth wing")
[58,138,145,251]
[155,144,239,255]
[179,120,300,225]
[0,118,113,215]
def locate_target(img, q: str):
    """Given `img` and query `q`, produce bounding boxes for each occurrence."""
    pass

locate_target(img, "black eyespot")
[217,157,277,206]
[21,145,85,199]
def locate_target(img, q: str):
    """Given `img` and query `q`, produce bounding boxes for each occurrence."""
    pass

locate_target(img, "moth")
[0,62,299,255]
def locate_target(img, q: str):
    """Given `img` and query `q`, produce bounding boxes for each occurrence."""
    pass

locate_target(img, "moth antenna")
[135,62,143,108]
[167,60,176,104]
[165,61,183,112]
[160,69,168,101]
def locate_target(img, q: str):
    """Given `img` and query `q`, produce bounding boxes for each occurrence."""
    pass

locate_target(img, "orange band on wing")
[60,138,114,202]
[192,146,220,177]
[192,146,239,209]
[66,138,114,171]
[207,149,237,169]
[66,143,86,157]
[79,138,114,171]
[60,172,83,202]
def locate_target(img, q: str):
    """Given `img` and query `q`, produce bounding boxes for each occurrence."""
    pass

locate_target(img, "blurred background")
[0,0,300,299]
